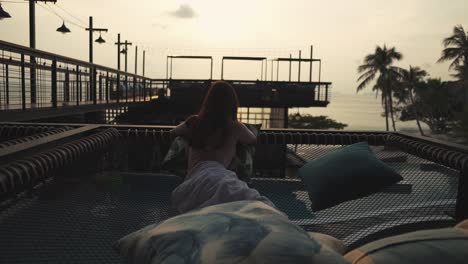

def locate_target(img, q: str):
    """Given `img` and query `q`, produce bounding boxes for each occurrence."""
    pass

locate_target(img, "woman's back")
[170,81,272,214]
[172,119,256,170]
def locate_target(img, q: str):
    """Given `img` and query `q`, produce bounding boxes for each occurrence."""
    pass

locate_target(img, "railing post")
[92,67,97,105]
[317,84,321,101]
[298,50,301,82]
[5,63,9,105]
[99,72,103,102]
[319,60,322,83]
[64,69,70,103]
[143,79,146,102]
[51,60,57,108]
[105,72,109,103]
[21,54,26,110]
[30,57,36,105]
[116,73,120,103]
[325,84,329,102]
[149,80,153,99]
[125,75,128,102]
[133,76,136,102]
[86,81,89,103]
[76,65,80,106]
[456,168,468,220]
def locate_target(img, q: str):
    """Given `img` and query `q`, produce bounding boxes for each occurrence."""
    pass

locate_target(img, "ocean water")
[296,93,428,134]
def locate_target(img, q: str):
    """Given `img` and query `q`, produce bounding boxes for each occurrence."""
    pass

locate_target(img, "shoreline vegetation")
[355,24,468,144]
[288,113,348,130]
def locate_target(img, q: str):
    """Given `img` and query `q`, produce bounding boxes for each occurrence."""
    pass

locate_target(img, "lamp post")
[85,16,108,63]
[28,0,58,105]
[121,40,132,72]
[115,38,132,72]
[142,50,146,77]
[114,39,132,102]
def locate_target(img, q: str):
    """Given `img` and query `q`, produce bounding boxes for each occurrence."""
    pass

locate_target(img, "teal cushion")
[114,201,348,264]
[298,142,402,211]
[345,226,468,264]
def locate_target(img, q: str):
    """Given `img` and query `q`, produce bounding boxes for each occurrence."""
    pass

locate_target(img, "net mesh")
[0,137,460,263]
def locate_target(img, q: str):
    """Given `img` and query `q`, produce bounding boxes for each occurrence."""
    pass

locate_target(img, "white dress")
[171,160,274,214]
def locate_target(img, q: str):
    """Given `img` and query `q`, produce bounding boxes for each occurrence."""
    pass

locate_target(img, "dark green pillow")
[298,142,402,211]
[345,225,468,264]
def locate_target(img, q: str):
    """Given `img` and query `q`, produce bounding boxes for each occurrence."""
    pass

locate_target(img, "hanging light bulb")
[56,21,71,34]
[0,3,12,20]
[120,48,127,54]
[95,32,105,44]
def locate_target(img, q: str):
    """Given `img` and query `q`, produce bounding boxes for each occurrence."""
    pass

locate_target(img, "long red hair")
[186,81,239,149]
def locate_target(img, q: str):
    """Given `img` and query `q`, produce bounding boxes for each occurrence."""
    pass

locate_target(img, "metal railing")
[165,79,331,107]
[0,39,332,113]
[0,40,156,111]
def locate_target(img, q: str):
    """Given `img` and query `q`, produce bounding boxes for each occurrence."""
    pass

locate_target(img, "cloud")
[152,23,168,30]
[170,4,196,19]
[422,63,432,70]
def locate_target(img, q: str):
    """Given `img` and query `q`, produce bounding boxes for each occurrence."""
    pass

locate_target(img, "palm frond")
[442,25,466,47]
[356,73,376,92]
[437,47,464,65]
[357,69,377,82]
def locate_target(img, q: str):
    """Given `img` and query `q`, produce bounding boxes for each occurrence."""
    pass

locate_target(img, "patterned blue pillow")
[114,201,348,264]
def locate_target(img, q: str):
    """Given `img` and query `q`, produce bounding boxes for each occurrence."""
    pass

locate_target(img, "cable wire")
[55,3,87,26]
[37,2,86,29]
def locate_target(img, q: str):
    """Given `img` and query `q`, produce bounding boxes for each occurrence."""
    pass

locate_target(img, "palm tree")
[437,25,468,81]
[399,66,428,136]
[357,45,403,131]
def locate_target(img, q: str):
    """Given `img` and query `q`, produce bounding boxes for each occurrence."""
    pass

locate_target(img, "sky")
[1,0,467,94]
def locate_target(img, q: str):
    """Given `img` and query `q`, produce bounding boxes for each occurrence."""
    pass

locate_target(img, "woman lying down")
[170,81,274,214]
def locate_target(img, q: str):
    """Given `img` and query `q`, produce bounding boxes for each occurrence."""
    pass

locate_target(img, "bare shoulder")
[235,120,257,144]
[233,120,246,131]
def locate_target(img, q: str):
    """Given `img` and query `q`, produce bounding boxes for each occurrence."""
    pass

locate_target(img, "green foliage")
[356,44,403,131]
[437,25,468,79]
[355,24,468,140]
[288,113,347,130]
[399,78,464,134]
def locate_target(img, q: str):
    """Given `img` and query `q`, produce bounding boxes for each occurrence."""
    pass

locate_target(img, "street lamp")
[0,3,11,19]
[95,33,105,44]
[56,21,71,33]
[115,39,132,72]
[85,16,108,63]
